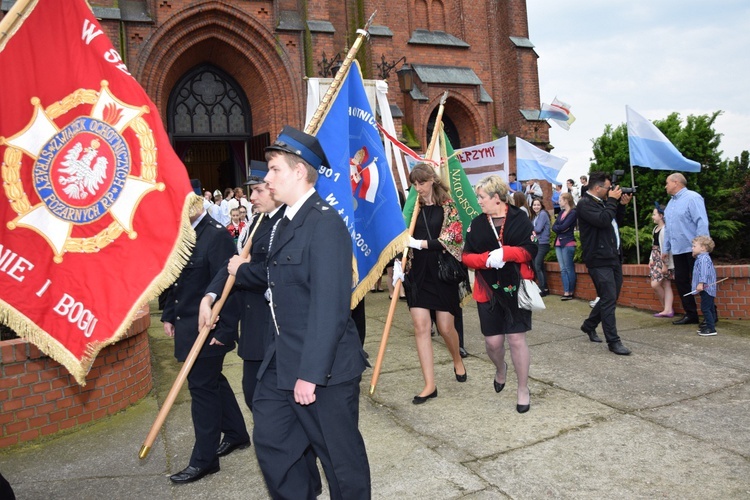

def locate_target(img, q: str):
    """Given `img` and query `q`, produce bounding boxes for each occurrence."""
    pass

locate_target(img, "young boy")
[692,235,718,336]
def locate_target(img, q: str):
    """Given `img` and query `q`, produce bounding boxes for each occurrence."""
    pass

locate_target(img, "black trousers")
[253,366,371,500]
[673,252,698,319]
[187,355,249,468]
[242,359,262,411]
[582,265,623,345]
[243,359,322,494]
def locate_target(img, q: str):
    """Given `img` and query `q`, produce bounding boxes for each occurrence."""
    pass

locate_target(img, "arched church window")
[167,64,251,138]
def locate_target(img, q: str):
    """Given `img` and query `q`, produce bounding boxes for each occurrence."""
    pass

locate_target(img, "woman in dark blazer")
[552,192,578,300]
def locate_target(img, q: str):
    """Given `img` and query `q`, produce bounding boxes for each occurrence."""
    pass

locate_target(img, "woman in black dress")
[462,175,537,413]
[402,164,466,404]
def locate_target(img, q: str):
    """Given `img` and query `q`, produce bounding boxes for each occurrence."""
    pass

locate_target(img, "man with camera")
[576,171,633,355]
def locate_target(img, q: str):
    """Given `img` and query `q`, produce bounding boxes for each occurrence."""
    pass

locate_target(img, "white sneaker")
[589,297,600,308]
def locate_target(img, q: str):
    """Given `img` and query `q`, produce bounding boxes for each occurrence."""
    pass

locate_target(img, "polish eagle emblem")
[58,140,108,200]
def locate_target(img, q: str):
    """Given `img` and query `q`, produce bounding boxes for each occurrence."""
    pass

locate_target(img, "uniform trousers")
[253,364,371,500]
[187,354,249,468]
[673,252,698,319]
[244,359,323,493]
[582,265,623,345]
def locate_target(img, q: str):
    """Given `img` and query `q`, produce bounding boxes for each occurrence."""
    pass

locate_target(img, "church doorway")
[167,63,269,194]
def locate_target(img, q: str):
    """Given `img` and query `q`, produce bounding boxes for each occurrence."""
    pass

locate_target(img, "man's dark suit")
[238,192,370,500]
[207,209,283,409]
[161,213,249,470]
[208,207,322,493]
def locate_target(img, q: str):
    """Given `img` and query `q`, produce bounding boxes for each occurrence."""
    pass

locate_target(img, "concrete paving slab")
[2,290,749,499]
[639,379,750,458]
[471,413,750,499]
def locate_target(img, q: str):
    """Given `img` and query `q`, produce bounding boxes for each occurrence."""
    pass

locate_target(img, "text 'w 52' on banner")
[0,0,195,384]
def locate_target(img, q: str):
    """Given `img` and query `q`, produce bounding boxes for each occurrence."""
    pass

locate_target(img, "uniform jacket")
[207,209,284,361]
[239,192,367,391]
[576,193,626,268]
[161,214,239,362]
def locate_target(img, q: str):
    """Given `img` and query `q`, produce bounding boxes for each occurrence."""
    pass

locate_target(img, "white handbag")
[518,279,546,311]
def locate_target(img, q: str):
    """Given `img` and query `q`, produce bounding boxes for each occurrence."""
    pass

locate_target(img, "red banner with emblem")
[0,0,195,384]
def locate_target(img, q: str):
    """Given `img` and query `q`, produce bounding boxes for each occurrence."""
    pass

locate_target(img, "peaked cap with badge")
[245,160,269,186]
[265,125,330,170]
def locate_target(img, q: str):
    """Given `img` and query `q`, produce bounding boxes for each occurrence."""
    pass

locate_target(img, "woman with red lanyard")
[463,175,537,413]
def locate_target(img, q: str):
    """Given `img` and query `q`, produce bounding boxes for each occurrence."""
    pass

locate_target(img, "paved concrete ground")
[1,291,749,499]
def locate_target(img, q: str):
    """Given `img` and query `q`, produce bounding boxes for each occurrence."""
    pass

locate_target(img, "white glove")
[486,247,505,269]
[408,236,424,249]
[392,259,405,286]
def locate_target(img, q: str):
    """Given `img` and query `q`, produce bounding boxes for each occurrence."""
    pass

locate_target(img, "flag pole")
[139,213,264,459]
[629,164,641,263]
[370,91,449,395]
[305,11,376,136]
[139,12,378,459]
[0,0,35,44]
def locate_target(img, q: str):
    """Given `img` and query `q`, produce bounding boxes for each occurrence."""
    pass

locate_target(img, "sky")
[526,0,750,182]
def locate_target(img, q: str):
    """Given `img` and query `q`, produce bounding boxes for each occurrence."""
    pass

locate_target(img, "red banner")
[0,0,194,384]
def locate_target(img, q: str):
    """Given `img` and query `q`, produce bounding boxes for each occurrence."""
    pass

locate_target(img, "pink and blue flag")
[539,97,571,122]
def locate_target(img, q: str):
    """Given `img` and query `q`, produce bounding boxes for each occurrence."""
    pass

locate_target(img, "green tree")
[589,111,748,263]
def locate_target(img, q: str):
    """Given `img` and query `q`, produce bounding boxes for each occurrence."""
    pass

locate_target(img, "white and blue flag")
[626,106,701,172]
[516,137,567,184]
[313,62,408,305]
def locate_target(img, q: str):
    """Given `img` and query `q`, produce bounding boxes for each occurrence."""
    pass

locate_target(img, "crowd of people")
[161,122,715,499]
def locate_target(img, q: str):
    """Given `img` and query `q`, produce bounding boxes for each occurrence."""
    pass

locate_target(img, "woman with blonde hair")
[396,163,467,404]
[462,175,537,413]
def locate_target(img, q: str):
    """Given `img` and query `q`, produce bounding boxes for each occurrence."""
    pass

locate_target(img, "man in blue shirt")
[508,172,522,193]
[662,173,710,325]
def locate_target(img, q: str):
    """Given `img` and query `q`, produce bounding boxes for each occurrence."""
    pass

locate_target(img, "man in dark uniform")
[201,161,322,493]
[227,126,371,499]
[161,200,250,484]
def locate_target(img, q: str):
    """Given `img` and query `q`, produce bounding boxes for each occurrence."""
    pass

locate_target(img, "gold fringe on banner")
[350,230,409,308]
[0,193,197,385]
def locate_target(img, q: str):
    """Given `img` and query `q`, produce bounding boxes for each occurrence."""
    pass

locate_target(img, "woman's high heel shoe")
[494,363,507,393]
[412,388,438,404]
[516,387,531,413]
[454,366,467,382]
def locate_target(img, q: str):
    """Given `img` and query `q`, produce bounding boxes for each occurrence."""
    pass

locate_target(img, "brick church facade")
[2,0,550,192]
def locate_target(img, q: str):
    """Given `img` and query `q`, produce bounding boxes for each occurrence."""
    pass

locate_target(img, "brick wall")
[0,308,152,448]
[544,263,749,320]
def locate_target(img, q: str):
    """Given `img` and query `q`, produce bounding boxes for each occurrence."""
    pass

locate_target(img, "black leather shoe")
[454,366,467,382]
[516,388,530,413]
[169,464,220,484]
[494,363,508,393]
[459,347,469,358]
[608,341,631,355]
[673,315,699,325]
[412,388,437,404]
[581,325,602,343]
[216,439,250,457]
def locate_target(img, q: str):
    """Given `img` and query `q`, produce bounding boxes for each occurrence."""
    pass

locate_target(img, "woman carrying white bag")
[462,175,539,414]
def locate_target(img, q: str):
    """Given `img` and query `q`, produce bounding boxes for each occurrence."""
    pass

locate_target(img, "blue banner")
[314,63,408,305]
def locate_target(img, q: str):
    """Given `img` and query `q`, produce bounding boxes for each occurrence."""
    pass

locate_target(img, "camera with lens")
[611,169,636,194]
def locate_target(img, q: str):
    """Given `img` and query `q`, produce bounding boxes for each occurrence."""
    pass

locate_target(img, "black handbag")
[422,210,468,285]
[437,250,468,284]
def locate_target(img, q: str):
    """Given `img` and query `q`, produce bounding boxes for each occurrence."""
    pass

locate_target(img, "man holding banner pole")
[228,126,370,499]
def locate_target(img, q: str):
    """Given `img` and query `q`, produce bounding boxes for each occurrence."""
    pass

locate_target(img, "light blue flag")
[626,106,701,172]
[515,137,567,184]
[314,62,408,305]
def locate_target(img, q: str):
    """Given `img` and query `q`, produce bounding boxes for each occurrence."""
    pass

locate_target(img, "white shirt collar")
[191,210,207,229]
[283,188,316,221]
